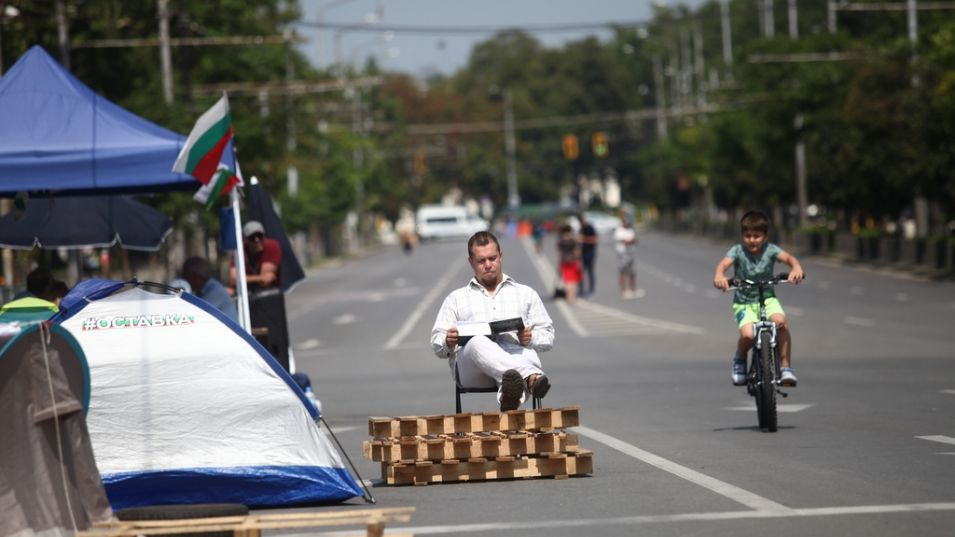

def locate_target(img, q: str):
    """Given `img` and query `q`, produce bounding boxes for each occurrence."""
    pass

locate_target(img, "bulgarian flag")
[193,164,240,209]
[173,93,235,186]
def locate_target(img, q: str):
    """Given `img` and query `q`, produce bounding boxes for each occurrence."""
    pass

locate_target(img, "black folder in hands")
[456,317,525,345]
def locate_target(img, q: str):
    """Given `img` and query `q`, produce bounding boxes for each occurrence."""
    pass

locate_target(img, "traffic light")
[562,134,579,161]
[592,132,608,158]
[413,149,426,174]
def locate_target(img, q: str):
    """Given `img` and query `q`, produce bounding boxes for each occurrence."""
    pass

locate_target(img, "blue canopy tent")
[0,45,194,196]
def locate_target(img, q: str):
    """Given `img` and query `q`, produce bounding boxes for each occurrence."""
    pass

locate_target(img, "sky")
[296,0,706,78]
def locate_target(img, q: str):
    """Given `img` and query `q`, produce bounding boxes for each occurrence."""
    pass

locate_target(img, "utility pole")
[55,0,70,69]
[668,45,679,117]
[653,55,668,139]
[828,1,838,33]
[503,89,519,208]
[720,0,733,66]
[908,0,919,87]
[157,0,174,104]
[351,86,366,244]
[763,0,775,38]
[908,0,928,236]
[794,114,808,227]
[316,0,358,71]
[788,0,799,38]
[693,22,706,108]
[680,29,692,111]
[285,31,298,199]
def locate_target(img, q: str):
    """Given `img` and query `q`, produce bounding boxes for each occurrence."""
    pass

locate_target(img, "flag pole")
[231,156,252,333]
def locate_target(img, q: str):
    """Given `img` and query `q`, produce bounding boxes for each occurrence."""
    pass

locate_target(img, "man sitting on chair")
[430,231,555,411]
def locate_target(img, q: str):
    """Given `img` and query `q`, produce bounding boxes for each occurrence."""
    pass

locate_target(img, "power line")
[294,19,648,35]
[748,52,855,63]
[835,2,955,11]
[72,35,303,49]
[194,76,382,96]
[316,104,721,136]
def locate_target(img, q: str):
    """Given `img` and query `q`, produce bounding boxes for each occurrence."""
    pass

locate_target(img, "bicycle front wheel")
[758,331,778,432]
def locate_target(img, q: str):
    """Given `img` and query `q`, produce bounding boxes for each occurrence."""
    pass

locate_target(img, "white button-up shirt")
[431,273,555,359]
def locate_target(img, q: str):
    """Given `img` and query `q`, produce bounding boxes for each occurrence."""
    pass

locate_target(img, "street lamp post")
[503,89,519,209]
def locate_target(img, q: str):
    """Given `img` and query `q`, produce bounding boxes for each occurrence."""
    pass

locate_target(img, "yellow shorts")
[732,298,785,329]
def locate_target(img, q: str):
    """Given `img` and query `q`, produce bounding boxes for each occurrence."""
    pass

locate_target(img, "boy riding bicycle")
[713,211,804,387]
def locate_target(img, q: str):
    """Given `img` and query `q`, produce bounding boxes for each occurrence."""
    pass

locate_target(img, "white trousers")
[455,335,543,405]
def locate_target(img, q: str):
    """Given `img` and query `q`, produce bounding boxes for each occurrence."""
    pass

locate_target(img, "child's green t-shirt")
[725,242,782,304]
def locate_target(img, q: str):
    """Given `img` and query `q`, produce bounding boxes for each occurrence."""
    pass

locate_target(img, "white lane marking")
[521,237,586,337]
[381,504,955,535]
[942,389,955,395]
[573,425,794,514]
[383,262,461,350]
[332,313,357,325]
[555,300,588,337]
[917,435,955,447]
[574,300,705,335]
[684,283,696,293]
[895,292,909,302]
[725,403,815,413]
[844,316,875,327]
[298,338,321,350]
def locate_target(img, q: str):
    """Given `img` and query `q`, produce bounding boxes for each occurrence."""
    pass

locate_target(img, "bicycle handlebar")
[728,272,804,290]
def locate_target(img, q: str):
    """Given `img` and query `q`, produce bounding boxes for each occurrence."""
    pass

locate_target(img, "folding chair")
[453,361,540,413]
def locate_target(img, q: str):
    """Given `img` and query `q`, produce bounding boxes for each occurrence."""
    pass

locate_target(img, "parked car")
[416,205,488,241]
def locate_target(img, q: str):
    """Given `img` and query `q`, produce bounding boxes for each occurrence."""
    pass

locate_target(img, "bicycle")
[728,273,800,433]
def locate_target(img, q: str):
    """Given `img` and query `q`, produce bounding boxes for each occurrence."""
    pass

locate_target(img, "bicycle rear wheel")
[758,331,778,432]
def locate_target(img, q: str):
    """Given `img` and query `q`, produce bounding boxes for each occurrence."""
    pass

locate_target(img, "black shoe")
[530,374,551,399]
[500,369,523,411]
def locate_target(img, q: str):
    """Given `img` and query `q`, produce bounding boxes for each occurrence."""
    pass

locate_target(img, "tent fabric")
[53,281,362,508]
[0,46,195,196]
[0,195,173,251]
[0,324,111,537]
[0,296,58,323]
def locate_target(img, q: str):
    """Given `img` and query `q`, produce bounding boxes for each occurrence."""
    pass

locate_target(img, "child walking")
[713,211,804,387]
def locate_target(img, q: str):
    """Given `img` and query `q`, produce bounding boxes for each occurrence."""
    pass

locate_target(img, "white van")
[416,205,487,241]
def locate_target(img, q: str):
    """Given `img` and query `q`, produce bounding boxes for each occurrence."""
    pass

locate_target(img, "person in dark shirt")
[11,267,54,300]
[577,214,599,298]
[229,220,282,292]
[183,257,239,323]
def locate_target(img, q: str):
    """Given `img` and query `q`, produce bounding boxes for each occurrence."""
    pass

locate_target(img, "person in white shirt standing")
[614,214,643,299]
[431,231,555,411]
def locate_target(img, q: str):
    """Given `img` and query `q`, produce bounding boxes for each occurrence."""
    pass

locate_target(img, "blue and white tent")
[52,280,362,508]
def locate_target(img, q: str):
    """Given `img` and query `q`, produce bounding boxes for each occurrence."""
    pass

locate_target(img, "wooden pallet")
[368,407,580,438]
[383,450,593,486]
[364,431,579,463]
[80,507,415,537]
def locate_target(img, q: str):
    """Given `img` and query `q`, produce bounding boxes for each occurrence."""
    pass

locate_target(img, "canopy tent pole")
[231,190,251,333]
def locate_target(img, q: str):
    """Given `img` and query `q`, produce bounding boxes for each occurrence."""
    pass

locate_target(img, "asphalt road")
[282,229,955,536]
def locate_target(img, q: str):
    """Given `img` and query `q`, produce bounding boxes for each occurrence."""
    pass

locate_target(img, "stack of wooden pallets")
[79,507,416,537]
[364,407,592,486]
